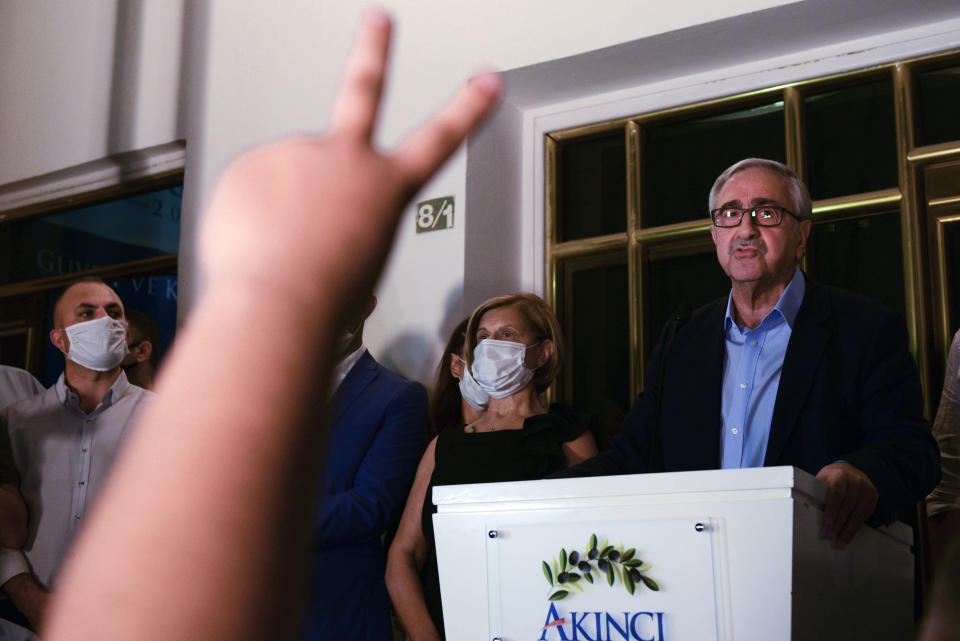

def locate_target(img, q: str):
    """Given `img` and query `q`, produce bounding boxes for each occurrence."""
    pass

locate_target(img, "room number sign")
[416,196,454,233]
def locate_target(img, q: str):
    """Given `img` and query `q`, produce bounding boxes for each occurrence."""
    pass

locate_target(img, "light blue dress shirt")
[720,268,805,469]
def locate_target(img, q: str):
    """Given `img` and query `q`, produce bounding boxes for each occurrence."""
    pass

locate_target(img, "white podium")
[432,466,913,641]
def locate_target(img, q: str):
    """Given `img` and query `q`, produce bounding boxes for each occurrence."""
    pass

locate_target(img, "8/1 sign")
[416,196,454,233]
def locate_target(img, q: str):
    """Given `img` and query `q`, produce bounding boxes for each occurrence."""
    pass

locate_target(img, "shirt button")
[731,428,739,435]
[739,382,747,389]
[78,481,85,486]
[750,340,758,346]
[74,514,80,520]
[81,448,88,453]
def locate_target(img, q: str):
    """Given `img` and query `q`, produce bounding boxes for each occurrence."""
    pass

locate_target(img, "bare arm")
[563,431,598,467]
[2,573,49,632]
[43,12,500,641]
[386,438,443,641]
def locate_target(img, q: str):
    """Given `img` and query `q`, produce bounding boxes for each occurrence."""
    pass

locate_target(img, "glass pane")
[642,249,730,363]
[945,221,960,337]
[557,132,626,242]
[567,261,630,443]
[807,213,905,316]
[41,272,177,387]
[917,65,960,146]
[805,80,897,200]
[0,186,181,285]
[642,102,785,228]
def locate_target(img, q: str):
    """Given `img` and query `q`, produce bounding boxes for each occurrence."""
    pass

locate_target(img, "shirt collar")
[723,267,806,331]
[56,369,131,410]
[331,345,366,394]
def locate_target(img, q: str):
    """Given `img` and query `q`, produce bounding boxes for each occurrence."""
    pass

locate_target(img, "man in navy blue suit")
[565,158,940,550]
[303,296,426,640]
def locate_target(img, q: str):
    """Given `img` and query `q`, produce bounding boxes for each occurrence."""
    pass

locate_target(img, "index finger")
[331,11,393,141]
[394,72,502,187]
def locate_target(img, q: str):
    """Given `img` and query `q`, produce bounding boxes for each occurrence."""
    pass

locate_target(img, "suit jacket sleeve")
[837,308,941,524]
[313,380,427,547]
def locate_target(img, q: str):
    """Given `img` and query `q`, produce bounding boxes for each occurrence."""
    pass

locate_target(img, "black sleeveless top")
[419,403,594,638]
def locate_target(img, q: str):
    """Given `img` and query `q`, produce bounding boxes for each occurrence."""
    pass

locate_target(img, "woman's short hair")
[465,293,563,393]
[708,158,812,220]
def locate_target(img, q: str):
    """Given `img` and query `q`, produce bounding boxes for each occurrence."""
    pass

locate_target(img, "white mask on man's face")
[64,316,129,372]
[471,339,539,399]
[454,356,489,410]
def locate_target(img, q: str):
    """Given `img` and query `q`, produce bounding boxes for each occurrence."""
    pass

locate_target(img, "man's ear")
[50,328,68,355]
[133,341,153,365]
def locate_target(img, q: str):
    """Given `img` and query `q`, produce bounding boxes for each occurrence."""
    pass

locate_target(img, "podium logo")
[541,533,659,601]
[539,603,667,641]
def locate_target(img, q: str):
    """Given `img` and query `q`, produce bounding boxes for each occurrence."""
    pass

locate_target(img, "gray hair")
[708,158,812,220]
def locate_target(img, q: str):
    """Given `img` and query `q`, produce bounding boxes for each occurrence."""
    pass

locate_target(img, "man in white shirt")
[0,278,153,632]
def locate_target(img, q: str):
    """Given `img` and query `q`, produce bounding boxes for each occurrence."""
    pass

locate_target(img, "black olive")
[597,559,608,571]
[588,548,599,559]
[557,572,570,584]
[608,550,620,562]
[578,561,591,572]
[569,551,580,565]
[629,569,641,582]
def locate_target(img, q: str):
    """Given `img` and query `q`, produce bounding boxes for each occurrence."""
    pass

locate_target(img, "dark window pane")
[567,261,630,442]
[557,132,626,242]
[806,213,905,316]
[0,327,30,370]
[945,221,960,337]
[642,102,785,228]
[917,65,960,146]
[0,186,182,285]
[643,249,730,363]
[805,81,897,200]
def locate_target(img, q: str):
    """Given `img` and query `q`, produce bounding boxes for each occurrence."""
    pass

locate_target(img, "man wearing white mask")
[0,278,153,632]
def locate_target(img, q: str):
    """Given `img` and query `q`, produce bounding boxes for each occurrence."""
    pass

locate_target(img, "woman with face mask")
[425,318,487,442]
[387,294,598,641]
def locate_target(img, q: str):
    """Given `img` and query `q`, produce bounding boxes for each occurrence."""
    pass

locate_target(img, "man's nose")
[736,213,760,236]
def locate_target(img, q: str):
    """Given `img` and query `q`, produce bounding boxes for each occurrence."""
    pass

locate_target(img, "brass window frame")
[546,47,960,417]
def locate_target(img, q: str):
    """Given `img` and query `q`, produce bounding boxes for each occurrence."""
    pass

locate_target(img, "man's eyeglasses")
[711,206,799,228]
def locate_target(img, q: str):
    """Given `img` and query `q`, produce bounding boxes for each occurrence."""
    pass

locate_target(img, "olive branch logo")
[541,533,660,601]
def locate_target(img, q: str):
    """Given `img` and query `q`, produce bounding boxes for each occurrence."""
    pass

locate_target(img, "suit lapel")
[764,280,832,466]
[333,351,378,424]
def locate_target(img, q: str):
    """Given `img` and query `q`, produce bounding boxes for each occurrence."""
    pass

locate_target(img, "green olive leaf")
[641,575,660,591]
[624,559,642,567]
[590,533,597,550]
[600,545,613,559]
[542,561,553,586]
[605,563,614,586]
[584,572,594,584]
[625,571,636,595]
[560,548,567,570]
[549,590,569,601]
[613,561,623,584]
[621,548,636,562]
[567,572,581,582]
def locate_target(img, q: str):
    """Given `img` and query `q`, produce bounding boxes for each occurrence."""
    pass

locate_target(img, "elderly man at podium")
[562,158,940,550]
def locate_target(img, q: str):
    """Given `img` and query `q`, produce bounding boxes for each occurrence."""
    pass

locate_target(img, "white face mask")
[454,356,489,410]
[64,316,129,372]
[471,339,539,399]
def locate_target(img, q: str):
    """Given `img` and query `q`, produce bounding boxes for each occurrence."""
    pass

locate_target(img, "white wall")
[0,0,184,185]
[4,0,960,385]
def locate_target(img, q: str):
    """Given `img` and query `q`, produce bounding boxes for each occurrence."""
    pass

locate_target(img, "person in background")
[121,308,163,391]
[40,12,501,641]
[0,367,43,414]
[928,329,960,575]
[303,295,426,641]
[426,317,487,441]
[386,293,598,641]
[0,278,154,632]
